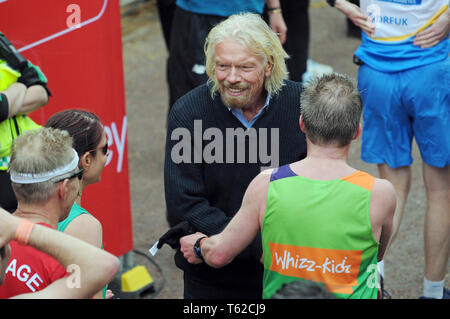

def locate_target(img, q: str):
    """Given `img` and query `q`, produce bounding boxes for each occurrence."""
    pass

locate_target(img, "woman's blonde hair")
[204,13,289,98]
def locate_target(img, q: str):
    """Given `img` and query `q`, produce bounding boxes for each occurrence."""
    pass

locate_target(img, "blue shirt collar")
[227,93,271,129]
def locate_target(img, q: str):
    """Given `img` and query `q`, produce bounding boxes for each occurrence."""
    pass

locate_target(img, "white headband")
[10,148,79,184]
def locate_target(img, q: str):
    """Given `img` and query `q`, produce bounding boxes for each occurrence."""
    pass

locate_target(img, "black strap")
[12,116,20,136]
[353,55,364,66]
[194,236,208,260]
[0,93,9,122]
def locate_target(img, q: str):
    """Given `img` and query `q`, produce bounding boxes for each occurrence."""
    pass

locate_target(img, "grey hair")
[204,12,289,98]
[300,73,362,147]
[9,127,75,204]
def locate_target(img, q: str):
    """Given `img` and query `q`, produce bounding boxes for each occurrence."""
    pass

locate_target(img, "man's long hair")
[204,13,289,98]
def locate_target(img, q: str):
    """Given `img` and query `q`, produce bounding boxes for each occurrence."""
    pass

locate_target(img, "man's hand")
[179,232,206,264]
[335,0,375,37]
[268,11,287,44]
[0,207,19,247]
[156,220,194,250]
[414,9,450,49]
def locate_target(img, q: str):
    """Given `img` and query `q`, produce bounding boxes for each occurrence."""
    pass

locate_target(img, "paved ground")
[120,0,448,299]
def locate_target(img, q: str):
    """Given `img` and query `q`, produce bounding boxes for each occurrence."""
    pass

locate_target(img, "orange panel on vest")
[268,242,363,294]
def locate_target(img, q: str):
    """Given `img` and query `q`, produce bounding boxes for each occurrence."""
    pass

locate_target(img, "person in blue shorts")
[331,0,449,299]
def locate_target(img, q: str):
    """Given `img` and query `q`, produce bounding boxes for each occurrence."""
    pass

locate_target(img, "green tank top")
[58,203,108,299]
[261,165,379,299]
[58,202,93,232]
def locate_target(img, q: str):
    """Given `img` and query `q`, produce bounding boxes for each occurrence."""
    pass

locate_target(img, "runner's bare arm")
[0,209,119,299]
[369,178,396,261]
[180,171,272,268]
[334,0,375,36]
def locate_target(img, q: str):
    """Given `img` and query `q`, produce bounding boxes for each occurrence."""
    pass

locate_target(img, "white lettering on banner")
[103,115,127,173]
[5,259,44,292]
[66,4,81,29]
[18,0,109,53]
[104,126,113,168]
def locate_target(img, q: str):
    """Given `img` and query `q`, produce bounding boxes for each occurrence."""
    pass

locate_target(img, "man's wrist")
[333,0,347,11]
[266,0,282,14]
[15,219,36,246]
[193,236,208,260]
[3,213,21,244]
[267,7,282,14]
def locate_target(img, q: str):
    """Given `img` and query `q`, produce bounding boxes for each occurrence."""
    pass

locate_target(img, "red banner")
[0,0,133,257]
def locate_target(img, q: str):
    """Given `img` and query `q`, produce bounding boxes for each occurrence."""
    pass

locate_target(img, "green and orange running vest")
[262,164,380,299]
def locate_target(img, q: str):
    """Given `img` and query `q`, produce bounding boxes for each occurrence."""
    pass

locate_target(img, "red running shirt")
[0,223,68,298]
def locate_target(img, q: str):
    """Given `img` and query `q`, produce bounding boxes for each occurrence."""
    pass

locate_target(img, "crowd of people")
[0,0,448,299]
[0,32,117,298]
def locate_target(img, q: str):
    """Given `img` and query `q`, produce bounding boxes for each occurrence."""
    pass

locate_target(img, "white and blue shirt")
[355,0,449,72]
[176,0,265,17]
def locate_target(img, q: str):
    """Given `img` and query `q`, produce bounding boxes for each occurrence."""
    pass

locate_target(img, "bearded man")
[164,13,307,299]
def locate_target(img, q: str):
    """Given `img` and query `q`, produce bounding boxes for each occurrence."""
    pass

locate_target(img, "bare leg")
[378,164,412,254]
[423,163,450,281]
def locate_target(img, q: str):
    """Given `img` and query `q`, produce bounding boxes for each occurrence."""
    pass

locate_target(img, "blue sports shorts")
[357,58,449,169]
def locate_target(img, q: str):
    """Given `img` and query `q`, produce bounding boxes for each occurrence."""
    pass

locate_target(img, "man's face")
[0,244,11,285]
[215,39,272,111]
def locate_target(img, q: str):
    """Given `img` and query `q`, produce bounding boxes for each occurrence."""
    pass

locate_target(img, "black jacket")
[164,80,307,297]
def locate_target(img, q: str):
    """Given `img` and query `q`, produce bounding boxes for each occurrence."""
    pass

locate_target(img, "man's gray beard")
[219,90,250,110]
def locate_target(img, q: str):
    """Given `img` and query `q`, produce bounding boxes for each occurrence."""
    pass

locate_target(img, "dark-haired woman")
[45,109,110,299]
